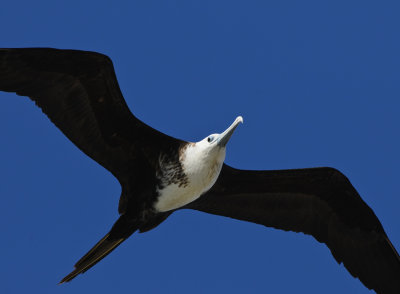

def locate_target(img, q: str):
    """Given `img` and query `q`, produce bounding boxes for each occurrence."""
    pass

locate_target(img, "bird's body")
[155,129,232,212]
[0,48,399,293]
[155,146,222,212]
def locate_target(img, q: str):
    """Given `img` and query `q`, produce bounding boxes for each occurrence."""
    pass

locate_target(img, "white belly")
[154,141,226,212]
[154,183,206,212]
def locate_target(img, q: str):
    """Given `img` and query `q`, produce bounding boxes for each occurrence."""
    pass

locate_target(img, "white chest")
[154,143,225,212]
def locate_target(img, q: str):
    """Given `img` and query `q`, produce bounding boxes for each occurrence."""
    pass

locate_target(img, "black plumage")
[0,48,399,293]
[187,165,400,293]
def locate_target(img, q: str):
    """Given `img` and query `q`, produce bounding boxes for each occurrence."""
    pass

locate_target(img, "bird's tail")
[59,215,138,284]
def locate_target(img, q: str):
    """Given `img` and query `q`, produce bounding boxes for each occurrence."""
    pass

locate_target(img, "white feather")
[154,139,226,212]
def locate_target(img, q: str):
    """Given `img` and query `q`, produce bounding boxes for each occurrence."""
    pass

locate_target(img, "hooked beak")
[217,116,243,147]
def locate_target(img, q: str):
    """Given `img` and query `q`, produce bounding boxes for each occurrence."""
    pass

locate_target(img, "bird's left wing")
[0,48,175,179]
[184,164,400,293]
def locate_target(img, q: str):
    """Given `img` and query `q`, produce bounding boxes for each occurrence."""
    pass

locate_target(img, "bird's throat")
[154,143,225,212]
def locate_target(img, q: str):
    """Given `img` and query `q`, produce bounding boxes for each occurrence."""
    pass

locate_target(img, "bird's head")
[182,116,243,178]
[197,115,243,153]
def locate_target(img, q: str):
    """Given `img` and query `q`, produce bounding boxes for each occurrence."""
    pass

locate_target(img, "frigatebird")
[0,48,399,293]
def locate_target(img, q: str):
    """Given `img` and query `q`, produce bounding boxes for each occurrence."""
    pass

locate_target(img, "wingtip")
[58,269,80,285]
[58,275,71,285]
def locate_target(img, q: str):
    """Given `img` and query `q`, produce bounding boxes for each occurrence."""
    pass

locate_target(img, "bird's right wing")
[0,48,178,179]
[185,164,400,293]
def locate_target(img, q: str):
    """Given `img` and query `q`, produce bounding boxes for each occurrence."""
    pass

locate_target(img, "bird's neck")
[153,142,225,212]
[180,142,226,192]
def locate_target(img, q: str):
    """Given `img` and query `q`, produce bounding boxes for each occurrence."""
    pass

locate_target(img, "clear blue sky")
[0,1,399,293]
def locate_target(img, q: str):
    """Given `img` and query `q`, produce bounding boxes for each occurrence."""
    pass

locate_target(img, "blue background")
[0,1,399,293]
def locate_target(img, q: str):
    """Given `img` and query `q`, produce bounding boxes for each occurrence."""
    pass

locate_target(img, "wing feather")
[0,48,176,179]
[186,165,400,293]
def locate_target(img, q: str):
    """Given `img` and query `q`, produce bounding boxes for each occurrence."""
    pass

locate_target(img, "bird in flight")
[0,48,399,293]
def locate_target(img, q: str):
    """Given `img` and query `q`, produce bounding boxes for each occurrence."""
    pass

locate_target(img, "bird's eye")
[207,136,214,143]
